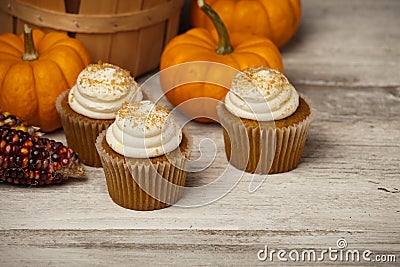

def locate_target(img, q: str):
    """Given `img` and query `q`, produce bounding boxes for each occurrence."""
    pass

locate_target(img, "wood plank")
[0,229,399,266]
[0,88,398,232]
[281,0,400,88]
[0,0,399,265]
[296,87,400,122]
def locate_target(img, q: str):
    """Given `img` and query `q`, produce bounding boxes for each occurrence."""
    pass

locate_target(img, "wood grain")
[1,229,399,266]
[281,0,400,88]
[0,87,398,265]
[0,0,399,265]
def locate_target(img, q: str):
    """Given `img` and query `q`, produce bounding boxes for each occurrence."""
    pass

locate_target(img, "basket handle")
[1,0,184,33]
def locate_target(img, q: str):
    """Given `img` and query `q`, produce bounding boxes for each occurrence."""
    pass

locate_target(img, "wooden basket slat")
[143,0,169,8]
[77,33,113,62]
[78,0,118,14]
[24,0,65,12]
[0,0,184,77]
[75,0,117,66]
[164,9,181,44]
[136,0,170,73]
[113,0,144,74]
[0,11,13,32]
[134,22,167,75]
[14,0,65,32]
[115,0,144,12]
[109,30,141,75]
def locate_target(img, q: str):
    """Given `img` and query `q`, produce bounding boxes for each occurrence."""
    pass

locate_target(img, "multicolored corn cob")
[0,111,42,136]
[0,127,84,186]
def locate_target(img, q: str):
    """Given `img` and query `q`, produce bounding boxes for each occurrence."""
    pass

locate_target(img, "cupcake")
[95,101,192,211]
[216,66,313,174]
[56,62,143,167]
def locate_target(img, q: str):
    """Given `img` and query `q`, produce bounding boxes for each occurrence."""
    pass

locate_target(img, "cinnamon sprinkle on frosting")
[68,61,143,119]
[106,100,182,158]
[225,66,299,121]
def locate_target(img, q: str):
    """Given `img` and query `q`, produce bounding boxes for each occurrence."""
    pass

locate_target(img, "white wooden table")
[1,0,399,266]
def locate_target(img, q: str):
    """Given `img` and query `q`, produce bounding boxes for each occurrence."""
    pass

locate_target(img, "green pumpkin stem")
[22,24,39,61]
[197,0,233,55]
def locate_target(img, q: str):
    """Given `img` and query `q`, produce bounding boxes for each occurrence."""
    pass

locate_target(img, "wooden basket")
[0,0,184,77]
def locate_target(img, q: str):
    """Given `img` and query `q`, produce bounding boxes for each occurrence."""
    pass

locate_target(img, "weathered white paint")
[0,0,399,265]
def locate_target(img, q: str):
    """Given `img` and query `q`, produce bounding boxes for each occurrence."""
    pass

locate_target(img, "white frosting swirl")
[68,62,143,119]
[106,101,182,158]
[225,66,299,121]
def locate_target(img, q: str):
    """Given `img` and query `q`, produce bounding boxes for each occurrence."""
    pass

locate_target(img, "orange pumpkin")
[160,0,283,122]
[191,0,301,47]
[0,25,91,132]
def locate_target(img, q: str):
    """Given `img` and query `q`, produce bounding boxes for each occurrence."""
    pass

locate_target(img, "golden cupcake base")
[95,129,192,211]
[56,90,114,167]
[217,97,313,174]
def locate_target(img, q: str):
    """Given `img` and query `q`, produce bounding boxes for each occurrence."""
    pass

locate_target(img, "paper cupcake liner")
[55,90,113,167]
[56,90,149,167]
[217,97,313,174]
[95,129,192,211]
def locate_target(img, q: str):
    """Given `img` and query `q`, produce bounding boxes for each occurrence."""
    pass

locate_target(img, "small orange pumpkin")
[0,25,91,132]
[191,0,302,47]
[160,0,283,122]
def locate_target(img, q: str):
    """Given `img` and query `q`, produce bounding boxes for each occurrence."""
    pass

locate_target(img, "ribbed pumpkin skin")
[191,0,302,47]
[0,29,91,132]
[160,28,283,122]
